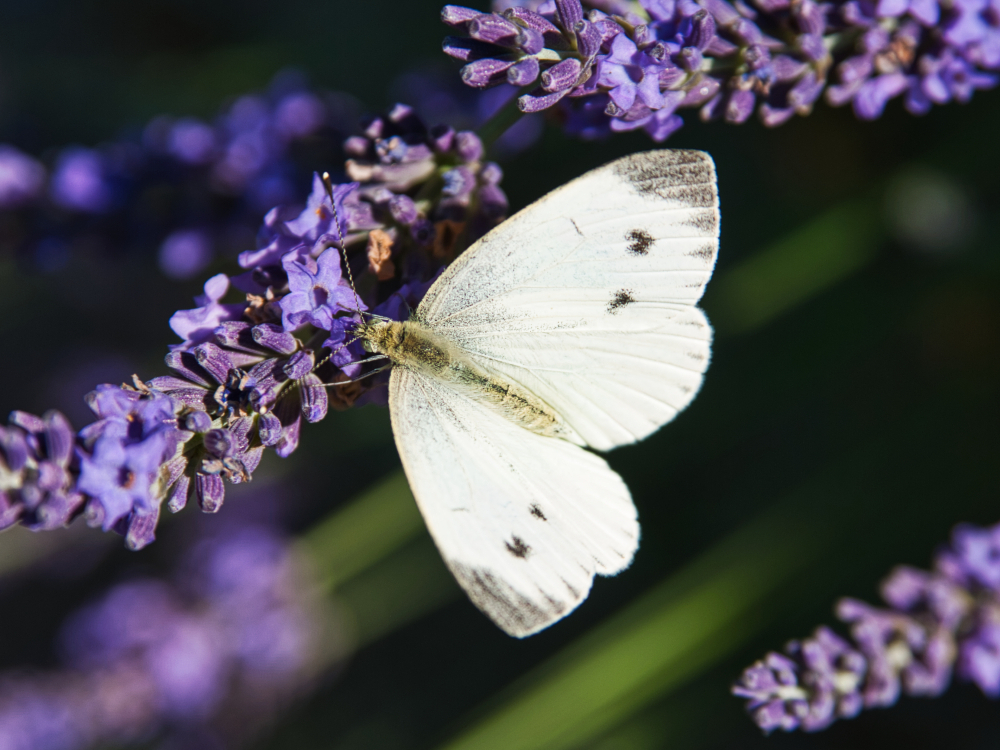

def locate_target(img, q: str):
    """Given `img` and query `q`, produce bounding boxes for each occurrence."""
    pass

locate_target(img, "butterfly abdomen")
[366,319,564,438]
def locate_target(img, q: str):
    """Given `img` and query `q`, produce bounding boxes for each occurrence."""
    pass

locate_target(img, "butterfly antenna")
[321,172,364,316]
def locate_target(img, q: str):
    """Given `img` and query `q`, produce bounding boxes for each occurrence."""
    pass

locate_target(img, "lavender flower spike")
[2,102,510,549]
[447,0,1000,143]
[733,519,1000,733]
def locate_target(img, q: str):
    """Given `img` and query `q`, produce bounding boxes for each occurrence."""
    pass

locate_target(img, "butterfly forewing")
[415,150,719,451]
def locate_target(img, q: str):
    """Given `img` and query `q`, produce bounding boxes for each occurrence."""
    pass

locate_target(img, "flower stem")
[476,93,526,153]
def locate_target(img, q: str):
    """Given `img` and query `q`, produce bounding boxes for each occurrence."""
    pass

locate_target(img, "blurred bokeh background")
[1,0,999,748]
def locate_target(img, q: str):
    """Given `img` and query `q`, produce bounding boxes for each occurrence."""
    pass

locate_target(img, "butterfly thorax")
[360,319,565,438]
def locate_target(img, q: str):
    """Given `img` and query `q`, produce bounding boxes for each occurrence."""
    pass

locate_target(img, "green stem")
[475,93,526,153]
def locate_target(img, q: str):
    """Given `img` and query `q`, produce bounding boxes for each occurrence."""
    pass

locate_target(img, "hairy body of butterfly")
[360,319,566,438]
[353,150,719,637]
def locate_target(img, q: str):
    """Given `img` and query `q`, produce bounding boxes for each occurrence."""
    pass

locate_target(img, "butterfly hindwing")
[388,367,638,638]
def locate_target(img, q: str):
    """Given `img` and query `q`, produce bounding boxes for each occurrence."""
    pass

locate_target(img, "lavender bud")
[789,73,824,110]
[725,89,756,122]
[455,131,484,162]
[798,34,827,62]
[389,194,419,225]
[745,45,771,72]
[196,474,225,513]
[443,36,497,62]
[441,4,481,27]
[343,135,370,157]
[706,36,739,56]
[468,14,521,45]
[274,416,301,459]
[519,88,572,112]
[300,374,329,423]
[690,10,717,51]
[257,412,282,446]
[679,46,704,72]
[516,26,545,55]
[283,350,315,380]
[794,0,826,35]
[554,0,584,33]
[213,321,261,354]
[461,58,516,88]
[10,411,44,433]
[541,58,583,92]
[429,124,455,152]
[476,184,509,220]
[43,411,73,464]
[165,350,213,387]
[647,41,668,63]
[634,24,655,48]
[681,76,720,107]
[442,166,477,200]
[503,7,561,36]
[203,429,233,458]
[183,411,212,433]
[730,17,764,44]
[574,19,603,57]
[194,342,234,385]
[480,162,503,185]
[508,57,541,86]
[0,428,29,471]
[759,103,795,126]
[125,508,159,551]
[771,54,808,81]
[251,323,298,355]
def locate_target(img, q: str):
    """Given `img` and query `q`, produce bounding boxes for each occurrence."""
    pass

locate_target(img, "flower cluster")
[733,520,1000,733]
[0,105,507,549]
[443,0,1000,141]
[0,522,327,750]
[0,72,359,277]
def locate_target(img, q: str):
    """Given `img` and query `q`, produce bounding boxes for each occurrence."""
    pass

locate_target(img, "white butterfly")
[358,150,719,637]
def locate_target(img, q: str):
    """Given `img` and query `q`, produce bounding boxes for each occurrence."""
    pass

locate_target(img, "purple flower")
[169,273,246,349]
[597,33,667,111]
[285,174,357,242]
[445,0,1000,142]
[279,248,361,331]
[76,386,182,536]
[734,519,1000,734]
[0,410,84,532]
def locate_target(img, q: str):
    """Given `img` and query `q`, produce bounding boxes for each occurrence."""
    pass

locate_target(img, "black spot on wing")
[608,289,635,314]
[449,562,561,637]
[611,150,718,209]
[626,228,654,255]
[506,535,531,558]
[529,504,547,521]
[680,210,720,237]
[687,243,717,262]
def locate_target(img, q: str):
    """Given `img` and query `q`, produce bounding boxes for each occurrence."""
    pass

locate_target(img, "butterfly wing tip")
[449,560,584,638]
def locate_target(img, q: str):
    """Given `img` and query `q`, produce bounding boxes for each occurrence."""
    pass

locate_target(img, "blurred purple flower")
[50,147,114,213]
[0,145,46,208]
[734,519,1000,733]
[169,273,245,349]
[158,229,215,280]
[0,521,329,750]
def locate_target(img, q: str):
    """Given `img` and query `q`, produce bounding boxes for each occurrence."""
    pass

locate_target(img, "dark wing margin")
[611,149,719,213]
